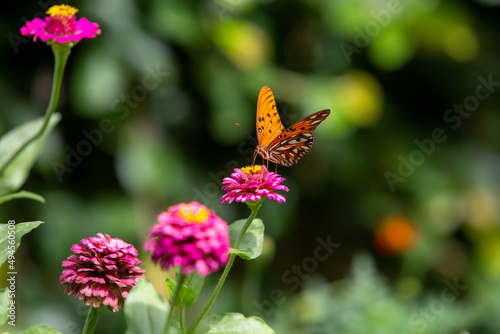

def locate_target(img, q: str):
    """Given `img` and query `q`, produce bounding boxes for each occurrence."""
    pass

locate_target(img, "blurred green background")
[2,0,500,333]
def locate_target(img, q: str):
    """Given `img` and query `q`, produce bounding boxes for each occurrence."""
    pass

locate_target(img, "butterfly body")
[254,86,330,167]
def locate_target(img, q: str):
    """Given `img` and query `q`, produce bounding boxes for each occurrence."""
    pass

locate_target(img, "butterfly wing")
[266,109,330,167]
[256,86,285,147]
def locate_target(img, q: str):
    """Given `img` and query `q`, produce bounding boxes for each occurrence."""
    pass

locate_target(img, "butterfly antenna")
[235,123,258,145]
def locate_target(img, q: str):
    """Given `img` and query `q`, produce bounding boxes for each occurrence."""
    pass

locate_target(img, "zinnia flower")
[20,4,100,44]
[60,233,145,312]
[374,215,418,256]
[221,165,289,204]
[144,202,230,276]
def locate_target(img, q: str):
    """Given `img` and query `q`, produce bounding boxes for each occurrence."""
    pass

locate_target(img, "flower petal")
[60,234,144,312]
[145,202,230,276]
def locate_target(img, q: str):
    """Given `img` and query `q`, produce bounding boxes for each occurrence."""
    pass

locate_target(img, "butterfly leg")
[252,150,258,166]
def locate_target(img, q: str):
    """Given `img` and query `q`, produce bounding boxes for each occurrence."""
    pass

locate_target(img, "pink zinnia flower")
[20,5,100,44]
[221,165,289,204]
[60,233,145,312]
[144,202,230,276]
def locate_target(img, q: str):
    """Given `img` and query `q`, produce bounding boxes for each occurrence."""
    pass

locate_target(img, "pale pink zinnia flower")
[60,233,145,312]
[221,165,289,204]
[144,202,230,276]
[20,4,100,44]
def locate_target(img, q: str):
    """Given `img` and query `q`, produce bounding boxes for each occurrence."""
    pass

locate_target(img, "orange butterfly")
[253,86,330,167]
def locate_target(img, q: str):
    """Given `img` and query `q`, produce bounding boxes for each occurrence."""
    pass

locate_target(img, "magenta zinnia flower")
[144,202,230,276]
[221,165,289,204]
[60,233,145,312]
[21,5,100,44]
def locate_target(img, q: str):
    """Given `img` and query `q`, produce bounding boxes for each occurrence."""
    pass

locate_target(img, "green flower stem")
[82,305,103,334]
[179,305,186,333]
[0,43,70,175]
[165,272,187,334]
[187,201,263,334]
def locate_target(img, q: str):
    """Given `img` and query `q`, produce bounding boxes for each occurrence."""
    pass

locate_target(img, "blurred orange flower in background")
[374,215,418,256]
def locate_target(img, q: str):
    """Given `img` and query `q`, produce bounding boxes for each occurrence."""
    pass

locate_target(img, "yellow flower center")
[46,4,78,17]
[241,165,262,175]
[178,204,210,224]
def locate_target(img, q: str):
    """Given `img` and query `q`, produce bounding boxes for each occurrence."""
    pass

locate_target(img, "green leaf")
[194,313,275,334]
[0,113,61,196]
[124,278,180,334]
[166,271,206,308]
[0,190,45,205]
[229,247,250,258]
[0,221,44,266]
[228,219,264,260]
[0,288,10,327]
[21,325,61,334]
